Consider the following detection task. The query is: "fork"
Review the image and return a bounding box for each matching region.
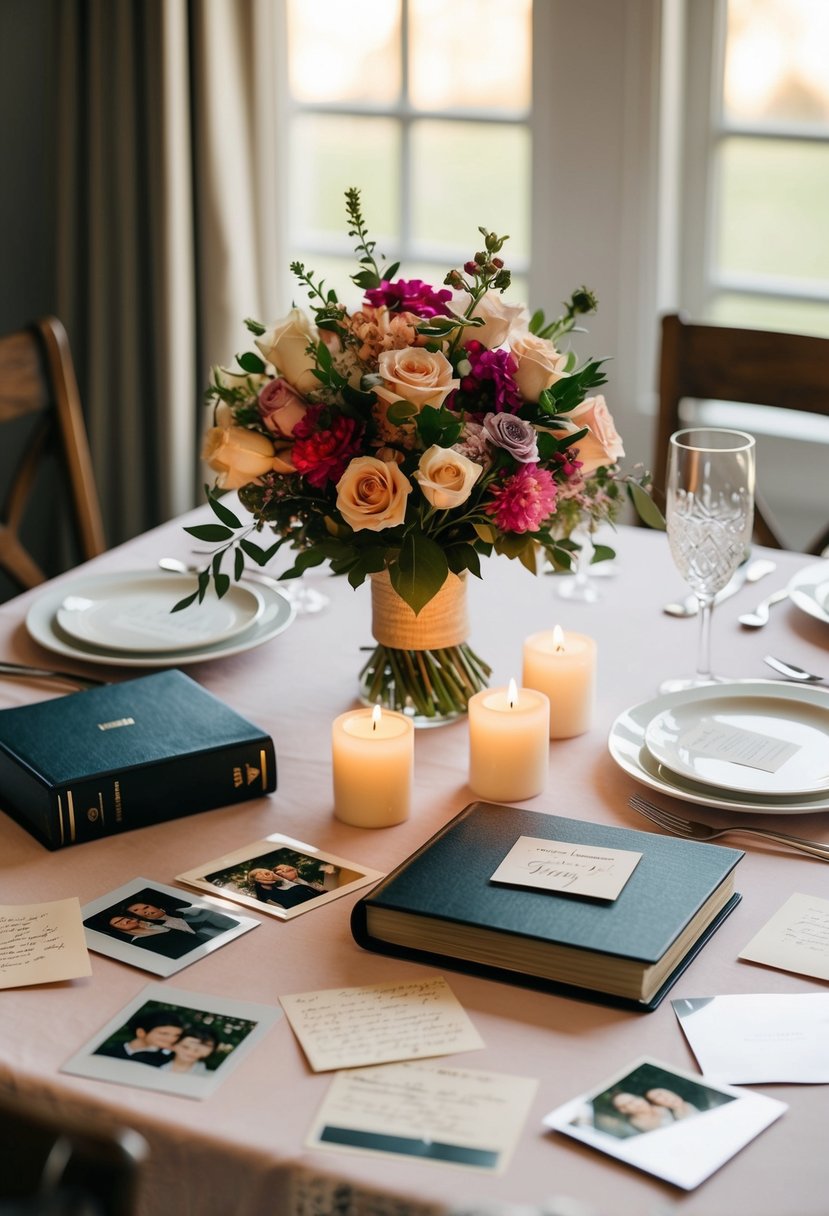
[0,661,106,690]
[628,794,829,861]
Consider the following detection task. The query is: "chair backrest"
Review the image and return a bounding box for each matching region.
[0,1090,147,1216]
[655,313,829,555]
[0,317,105,595]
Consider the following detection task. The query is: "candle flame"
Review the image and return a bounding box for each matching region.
[507,677,518,708]
[552,624,566,653]
[371,704,382,732]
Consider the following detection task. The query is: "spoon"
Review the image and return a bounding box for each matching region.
[663,558,776,617]
[763,654,824,683]
[738,587,789,628]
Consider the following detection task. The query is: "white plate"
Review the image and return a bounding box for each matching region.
[55,573,264,654]
[608,680,829,814]
[26,571,295,668]
[788,560,829,627]
[644,690,829,797]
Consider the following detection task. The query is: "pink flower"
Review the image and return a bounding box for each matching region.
[258,378,308,438]
[484,464,557,533]
[364,279,452,318]
[450,341,522,415]
[291,406,363,488]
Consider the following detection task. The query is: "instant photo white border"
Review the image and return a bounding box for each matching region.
[61,982,282,1100]
[175,833,384,921]
[81,877,259,977]
[542,1056,786,1191]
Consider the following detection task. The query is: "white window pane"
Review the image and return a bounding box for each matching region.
[724,0,829,126]
[409,0,531,111]
[410,121,530,260]
[716,137,829,283]
[709,292,829,339]
[287,0,401,104]
[290,116,400,246]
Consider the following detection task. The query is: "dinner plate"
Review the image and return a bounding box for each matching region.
[26,571,295,668]
[644,690,829,797]
[787,560,829,627]
[55,573,265,654]
[608,680,829,814]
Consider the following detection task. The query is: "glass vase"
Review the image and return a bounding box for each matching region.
[358,571,491,728]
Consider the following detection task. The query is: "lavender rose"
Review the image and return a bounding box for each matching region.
[483,412,539,463]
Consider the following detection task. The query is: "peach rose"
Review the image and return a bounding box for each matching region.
[336,456,412,531]
[567,395,625,474]
[458,293,529,348]
[414,445,482,509]
[202,424,280,490]
[256,308,319,395]
[509,332,569,402]
[258,378,308,438]
[376,347,459,410]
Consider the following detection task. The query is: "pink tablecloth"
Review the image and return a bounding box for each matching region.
[0,512,827,1216]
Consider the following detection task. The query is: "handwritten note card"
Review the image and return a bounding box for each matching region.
[280,976,484,1072]
[739,892,829,982]
[306,1060,538,1173]
[0,899,91,989]
[678,719,800,773]
[490,835,641,900]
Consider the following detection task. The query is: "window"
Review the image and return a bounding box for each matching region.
[283,0,532,304]
[685,0,829,336]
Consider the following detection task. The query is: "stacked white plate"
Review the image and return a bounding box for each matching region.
[26,571,295,668]
[608,680,829,815]
[787,559,829,627]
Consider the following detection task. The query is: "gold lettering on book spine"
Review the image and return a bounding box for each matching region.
[259,749,268,789]
[66,791,77,842]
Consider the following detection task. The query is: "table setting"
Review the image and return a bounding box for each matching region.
[0,196,828,1216]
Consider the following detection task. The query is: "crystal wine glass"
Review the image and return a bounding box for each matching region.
[661,428,755,693]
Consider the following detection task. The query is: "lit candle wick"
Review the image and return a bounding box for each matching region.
[507,677,518,709]
[372,704,382,732]
[553,624,566,654]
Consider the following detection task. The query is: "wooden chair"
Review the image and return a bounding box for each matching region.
[0,1090,147,1215]
[0,317,105,595]
[655,313,829,555]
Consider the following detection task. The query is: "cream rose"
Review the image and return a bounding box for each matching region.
[509,332,569,402]
[414,445,482,509]
[567,395,625,474]
[256,308,319,395]
[336,456,412,532]
[376,347,459,410]
[212,365,268,395]
[202,424,281,490]
[458,293,529,348]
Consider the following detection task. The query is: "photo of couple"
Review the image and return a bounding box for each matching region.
[572,1060,735,1141]
[176,834,383,921]
[63,984,282,1100]
[81,879,258,976]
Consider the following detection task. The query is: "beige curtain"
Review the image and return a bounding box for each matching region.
[55,0,283,545]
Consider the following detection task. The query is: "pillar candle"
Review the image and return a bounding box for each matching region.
[467,679,550,802]
[522,625,597,739]
[332,705,414,827]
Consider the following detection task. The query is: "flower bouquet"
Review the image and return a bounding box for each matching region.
[185,189,657,722]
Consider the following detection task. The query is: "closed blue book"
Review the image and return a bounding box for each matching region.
[0,670,276,849]
[351,801,742,1010]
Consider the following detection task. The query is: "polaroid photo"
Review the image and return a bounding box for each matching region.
[61,983,282,1100]
[81,878,259,977]
[542,1056,786,1190]
[176,833,383,921]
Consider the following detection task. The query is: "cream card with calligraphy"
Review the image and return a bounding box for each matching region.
[0,898,91,989]
[738,892,829,982]
[490,835,642,900]
[280,975,484,1072]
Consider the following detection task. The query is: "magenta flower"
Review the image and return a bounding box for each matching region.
[484,464,557,533]
[364,279,452,319]
[450,340,523,416]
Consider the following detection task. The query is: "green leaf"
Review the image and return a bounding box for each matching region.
[234,548,245,581]
[445,543,482,579]
[208,495,242,529]
[590,543,616,565]
[171,591,199,613]
[184,523,234,542]
[236,351,265,375]
[628,481,666,530]
[473,523,497,544]
[386,399,418,425]
[528,308,545,335]
[391,531,448,615]
[214,573,230,597]
[240,538,280,565]
[244,317,266,336]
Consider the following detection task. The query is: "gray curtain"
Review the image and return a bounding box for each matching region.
[55,0,282,546]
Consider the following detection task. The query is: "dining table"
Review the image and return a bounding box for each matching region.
[0,505,827,1216]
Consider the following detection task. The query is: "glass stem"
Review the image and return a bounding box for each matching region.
[696,597,715,683]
